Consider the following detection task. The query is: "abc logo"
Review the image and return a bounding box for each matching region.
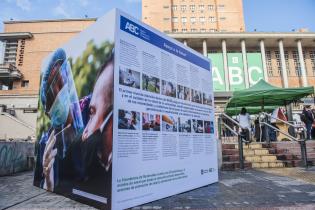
[125,22,139,35]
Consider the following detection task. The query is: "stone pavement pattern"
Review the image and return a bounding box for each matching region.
[1,168,315,210]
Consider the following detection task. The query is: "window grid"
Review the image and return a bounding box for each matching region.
[284,51,290,76]
[310,51,315,76]
[266,51,273,77]
[292,51,301,76]
[274,51,282,76]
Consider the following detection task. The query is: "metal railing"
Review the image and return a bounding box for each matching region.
[219,113,251,169]
[259,112,308,167]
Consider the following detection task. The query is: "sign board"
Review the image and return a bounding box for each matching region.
[34,9,218,210]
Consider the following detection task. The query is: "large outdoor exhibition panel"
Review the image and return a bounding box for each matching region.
[34,9,218,210]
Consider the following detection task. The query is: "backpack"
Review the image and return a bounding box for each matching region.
[300,113,307,123]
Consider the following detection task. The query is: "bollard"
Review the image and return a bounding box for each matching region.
[299,140,308,168]
[238,135,244,169]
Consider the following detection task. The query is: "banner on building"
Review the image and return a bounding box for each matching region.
[208,52,265,91]
[34,9,218,210]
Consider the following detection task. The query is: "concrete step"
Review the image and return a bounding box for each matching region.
[243,148,270,156]
[245,155,277,162]
[236,143,263,149]
[222,149,239,156]
[221,161,252,171]
[252,161,285,168]
[222,155,239,162]
[222,144,237,150]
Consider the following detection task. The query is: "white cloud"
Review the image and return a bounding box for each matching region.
[16,0,31,11]
[53,0,71,18]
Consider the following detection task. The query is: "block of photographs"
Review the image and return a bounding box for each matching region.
[161,80,176,98]
[203,93,212,106]
[119,66,140,89]
[142,73,160,94]
[118,109,140,130]
[204,121,214,134]
[142,113,161,131]
[177,85,191,101]
[162,114,178,132]
[191,89,202,104]
[192,119,204,133]
[178,117,191,133]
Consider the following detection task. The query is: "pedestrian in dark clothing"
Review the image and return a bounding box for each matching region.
[302,105,314,140]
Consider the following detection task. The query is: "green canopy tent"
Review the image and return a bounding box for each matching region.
[226,79,314,109]
[225,106,277,116]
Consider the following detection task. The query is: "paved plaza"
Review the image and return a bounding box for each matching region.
[1,167,315,210]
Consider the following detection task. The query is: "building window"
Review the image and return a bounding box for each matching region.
[217,4,225,10]
[21,80,29,88]
[199,16,205,23]
[199,5,204,10]
[190,28,197,32]
[172,17,178,22]
[163,17,170,21]
[209,50,217,54]
[284,51,290,76]
[200,28,206,33]
[163,5,169,9]
[181,17,187,23]
[292,50,307,76]
[3,40,18,65]
[173,29,179,32]
[220,17,226,21]
[172,5,177,11]
[209,16,216,22]
[266,51,273,77]
[208,5,214,10]
[182,28,187,33]
[275,51,282,76]
[209,29,216,32]
[190,17,196,23]
[310,51,315,76]
[189,5,195,11]
[180,5,187,11]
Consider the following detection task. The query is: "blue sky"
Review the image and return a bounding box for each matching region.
[0,0,315,32]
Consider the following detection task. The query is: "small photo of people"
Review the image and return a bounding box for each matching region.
[118,109,140,130]
[142,113,161,131]
[142,74,160,94]
[203,93,213,106]
[192,119,204,133]
[162,115,178,132]
[178,117,191,133]
[177,85,191,101]
[161,80,176,98]
[191,89,202,104]
[119,67,140,89]
[204,121,212,133]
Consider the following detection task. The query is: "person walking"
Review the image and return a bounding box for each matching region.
[237,107,251,143]
[302,105,314,140]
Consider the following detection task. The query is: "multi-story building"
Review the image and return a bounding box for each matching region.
[0,18,95,139]
[142,0,245,33]
[0,4,314,139]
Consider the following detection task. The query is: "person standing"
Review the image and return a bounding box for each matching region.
[237,107,251,142]
[302,105,314,140]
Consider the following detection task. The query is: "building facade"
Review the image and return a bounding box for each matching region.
[142,0,245,33]
[0,19,95,139]
[0,18,315,139]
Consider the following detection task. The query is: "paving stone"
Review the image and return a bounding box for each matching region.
[1,168,315,209]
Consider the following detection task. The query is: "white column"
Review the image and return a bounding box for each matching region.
[278,39,289,88]
[297,39,308,87]
[259,39,269,82]
[222,39,229,91]
[203,39,207,57]
[241,39,249,88]
[183,40,187,46]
